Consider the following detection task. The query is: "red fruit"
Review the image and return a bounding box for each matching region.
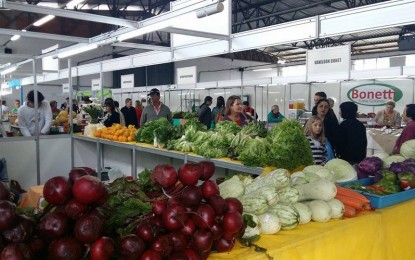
[184,248,202,260]
[223,211,243,234]
[151,235,172,257]
[193,230,213,254]
[74,212,104,244]
[119,234,146,260]
[207,194,228,216]
[48,237,83,260]
[68,167,88,184]
[65,198,88,219]
[198,161,215,181]
[135,222,160,243]
[90,236,115,260]
[181,185,202,207]
[39,212,69,241]
[201,180,219,200]
[2,215,35,243]
[214,237,235,252]
[225,197,243,214]
[43,176,72,205]
[0,201,17,231]
[178,163,202,186]
[152,200,167,215]
[72,175,108,205]
[193,204,215,229]
[1,243,32,260]
[141,249,162,260]
[151,164,178,188]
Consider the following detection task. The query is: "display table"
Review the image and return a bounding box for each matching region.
[366,128,401,155]
[210,198,415,260]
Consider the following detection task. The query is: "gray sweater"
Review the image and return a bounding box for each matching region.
[140,103,172,125]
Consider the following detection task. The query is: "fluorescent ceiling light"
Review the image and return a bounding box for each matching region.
[10,35,21,41]
[66,0,85,9]
[1,66,17,75]
[57,44,98,59]
[118,22,172,42]
[252,68,273,72]
[33,15,55,27]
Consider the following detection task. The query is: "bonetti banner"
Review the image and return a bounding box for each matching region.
[347,83,403,106]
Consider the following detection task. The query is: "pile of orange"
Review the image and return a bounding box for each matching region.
[94,124,137,142]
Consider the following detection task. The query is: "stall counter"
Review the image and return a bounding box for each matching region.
[210,198,415,260]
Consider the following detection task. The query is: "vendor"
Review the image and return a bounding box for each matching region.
[220,95,250,126]
[267,105,285,123]
[102,98,120,127]
[18,90,52,136]
[11,99,20,114]
[393,104,415,154]
[374,100,401,127]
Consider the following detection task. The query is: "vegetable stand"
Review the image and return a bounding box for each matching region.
[72,134,263,181]
[209,198,415,260]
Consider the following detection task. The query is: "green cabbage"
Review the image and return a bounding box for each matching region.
[400,139,415,158]
[324,159,357,183]
[383,155,405,168]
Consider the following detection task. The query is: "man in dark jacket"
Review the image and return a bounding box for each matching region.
[198,96,213,129]
[120,98,138,128]
[338,101,367,165]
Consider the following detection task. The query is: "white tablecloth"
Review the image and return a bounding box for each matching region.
[366,128,401,155]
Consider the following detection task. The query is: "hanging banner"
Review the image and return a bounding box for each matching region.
[177,66,197,85]
[91,79,101,91]
[121,74,134,89]
[62,83,69,94]
[306,45,351,81]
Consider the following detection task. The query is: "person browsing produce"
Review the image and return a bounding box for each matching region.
[120,98,138,128]
[393,104,415,154]
[314,98,340,155]
[134,100,143,127]
[18,90,52,136]
[198,96,213,129]
[304,116,328,165]
[140,88,172,126]
[373,100,401,127]
[102,98,120,127]
[267,105,285,123]
[220,95,250,126]
[337,101,367,165]
[211,96,225,125]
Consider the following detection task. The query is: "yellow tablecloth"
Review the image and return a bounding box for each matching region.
[18,184,415,259]
[210,199,415,260]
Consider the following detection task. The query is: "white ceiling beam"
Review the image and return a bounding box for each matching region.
[0,0,138,28]
[0,28,88,43]
[111,42,171,52]
[163,27,229,41]
[0,53,32,59]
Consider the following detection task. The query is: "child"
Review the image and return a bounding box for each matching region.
[304,116,328,165]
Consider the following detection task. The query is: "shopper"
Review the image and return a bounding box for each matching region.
[311,91,327,115]
[114,101,125,126]
[140,88,172,125]
[61,97,69,110]
[373,100,401,127]
[267,105,285,123]
[393,104,415,154]
[242,101,257,120]
[1,100,9,121]
[337,101,367,165]
[314,98,340,156]
[50,100,60,114]
[220,95,250,126]
[304,116,328,165]
[211,96,225,124]
[102,98,120,127]
[198,96,213,129]
[11,99,20,114]
[18,90,52,136]
[135,100,143,127]
[121,98,138,128]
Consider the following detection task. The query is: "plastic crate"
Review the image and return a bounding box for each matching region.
[340,178,415,209]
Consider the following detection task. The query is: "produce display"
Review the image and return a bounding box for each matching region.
[94,124,137,142]
[5,162,247,259]
[133,118,313,170]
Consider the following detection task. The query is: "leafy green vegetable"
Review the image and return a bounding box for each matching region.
[215,120,241,134]
[238,137,272,167]
[267,119,313,170]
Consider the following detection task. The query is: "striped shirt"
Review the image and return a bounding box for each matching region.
[306,135,328,165]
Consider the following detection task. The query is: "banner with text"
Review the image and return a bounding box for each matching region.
[62,83,69,94]
[177,66,197,85]
[306,45,351,82]
[121,74,134,89]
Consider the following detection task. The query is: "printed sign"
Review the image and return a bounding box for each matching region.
[347,83,403,106]
[177,66,197,85]
[91,79,101,91]
[306,45,351,81]
[121,74,134,89]
[62,83,69,94]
